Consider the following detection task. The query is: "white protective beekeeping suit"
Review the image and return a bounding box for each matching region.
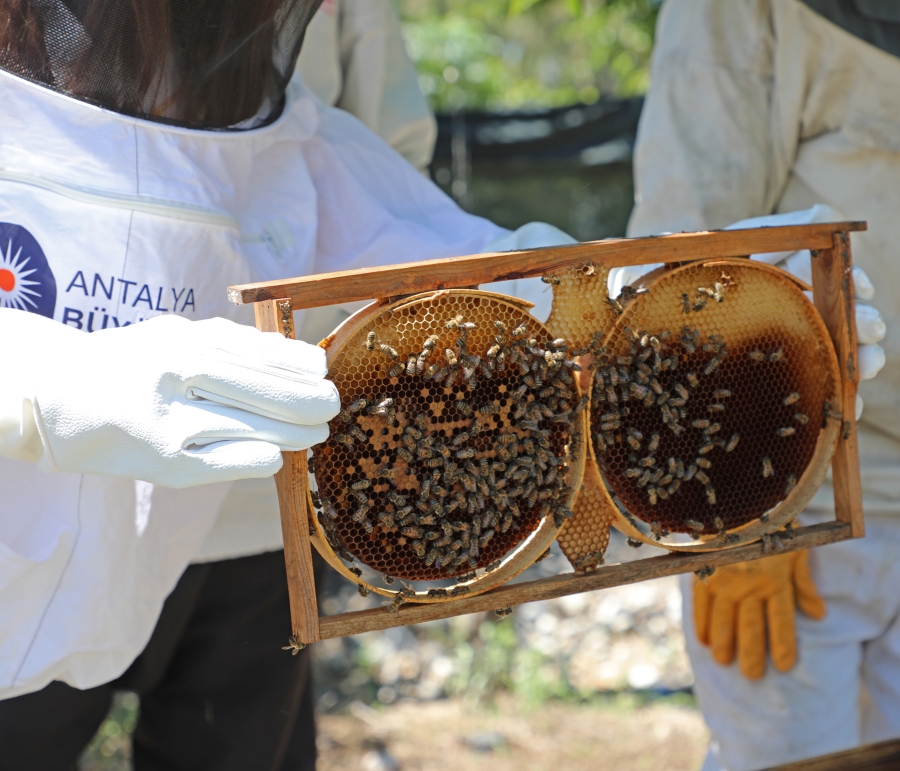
[297,0,437,174]
[0,0,572,701]
[629,1,900,768]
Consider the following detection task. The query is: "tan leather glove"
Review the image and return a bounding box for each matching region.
[694,551,826,680]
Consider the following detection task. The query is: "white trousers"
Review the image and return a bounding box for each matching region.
[681,516,900,771]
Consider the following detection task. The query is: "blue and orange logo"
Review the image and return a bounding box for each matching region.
[0,223,56,318]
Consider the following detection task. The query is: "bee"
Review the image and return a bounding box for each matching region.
[703,357,723,376]
[691,419,710,430]
[748,350,767,362]
[707,403,726,413]
[606,297,625,315]
[725,434,740,452]
[698,442,714,455]
[379,343,399,360]
[347,398,367,414]
[479,403,500,415]
[762,456,774,478]
[794,412,810,425]
[282,636,306,655]
[707,423,722,435]
[695,470,710,485]
[630,383,650,399]
[783,392,801,406]
[377,507,397,527]
[776,427,796,437]
[647,433,661,453]
[695,566,716,582]
[685,518,705,535]
[784,474,797,495]
[350,479,371,491]
[334,433,355,446]
[697,286,715,298]
[446,314,465,330]
[705,486,717,505]
[542,274,560,285]
[693,297,708,312]
[768,349,784,362]
[685,372,699,389]
[649,521,670,540]
[382,596,404,616]
[366,331,377,351]
[512,323,528,338]
[456,448,476,460]
[713,282,727,302]
[681,293,692,314]
[696,457,712,469]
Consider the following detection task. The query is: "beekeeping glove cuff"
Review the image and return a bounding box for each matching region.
[1,310,340,488]
[694,550,826,681]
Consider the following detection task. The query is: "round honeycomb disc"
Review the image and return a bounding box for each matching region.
[310,289,586,601]
[589,259,842,551]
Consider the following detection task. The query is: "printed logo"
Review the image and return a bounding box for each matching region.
[0,223,57,318]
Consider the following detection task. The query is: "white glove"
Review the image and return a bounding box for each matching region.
[1,310,339,488]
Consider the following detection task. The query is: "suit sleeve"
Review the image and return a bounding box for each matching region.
[627,0,790,236]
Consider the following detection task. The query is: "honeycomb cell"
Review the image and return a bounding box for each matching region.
[590,261,841,543]
[311,291,584,584]
[545,261,621,569]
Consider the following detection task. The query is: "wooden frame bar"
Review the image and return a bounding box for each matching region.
[255,299,321,644]
[229,223,866,308]
[236,223,867,642]
[811,234,865,537]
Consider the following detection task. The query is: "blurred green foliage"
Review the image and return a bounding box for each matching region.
[398,0,659,111]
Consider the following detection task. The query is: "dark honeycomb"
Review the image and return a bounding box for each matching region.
[591,262,840,539]
[312,292,583,582]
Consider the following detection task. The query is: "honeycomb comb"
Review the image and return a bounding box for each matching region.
[309,290,586,601]
[544,262,619,571]
[590,259,842,551]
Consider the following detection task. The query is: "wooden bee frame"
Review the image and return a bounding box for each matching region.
[228,222,866,645]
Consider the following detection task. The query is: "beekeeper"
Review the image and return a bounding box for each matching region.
[0,0,570,768]
[626,1,896,768]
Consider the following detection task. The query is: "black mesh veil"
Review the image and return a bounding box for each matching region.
[0,0,324,129]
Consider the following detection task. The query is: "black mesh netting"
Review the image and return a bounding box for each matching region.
[0,0,323,129]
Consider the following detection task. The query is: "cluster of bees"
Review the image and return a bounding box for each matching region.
[310,313,583,585]
[589,323,736,525]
